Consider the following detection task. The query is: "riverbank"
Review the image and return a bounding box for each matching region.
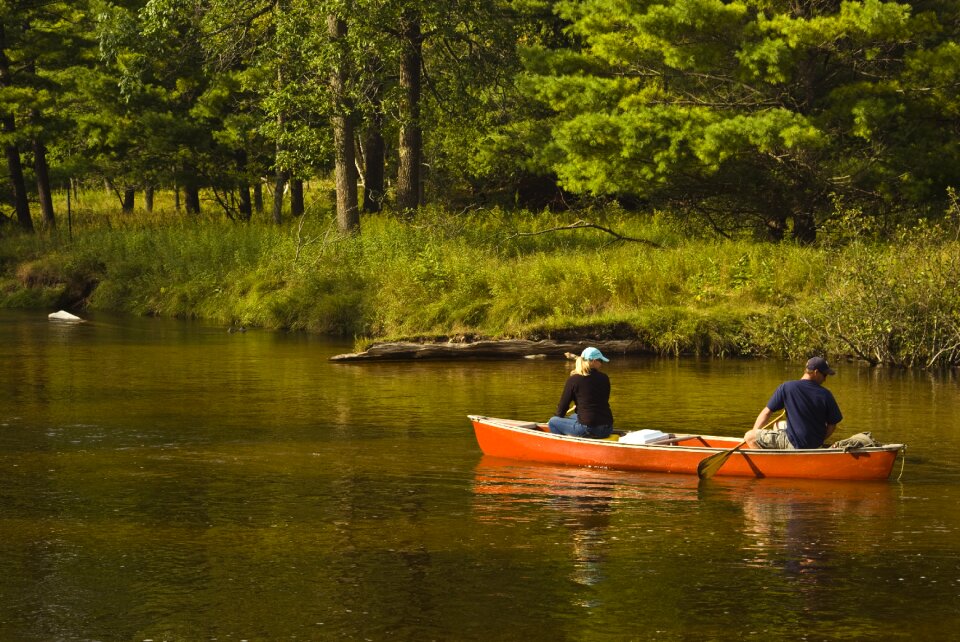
[2,204,960,368]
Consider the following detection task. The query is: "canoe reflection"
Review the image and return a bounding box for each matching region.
[472,456,701,504]
[472,457,702,594]
[473,457,899,598]
[702,477,897,581]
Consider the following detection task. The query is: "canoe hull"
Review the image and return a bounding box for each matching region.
[469,416,903,481]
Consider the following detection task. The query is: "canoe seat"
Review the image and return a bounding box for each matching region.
[496,419,541,431]
[620,429,671,445]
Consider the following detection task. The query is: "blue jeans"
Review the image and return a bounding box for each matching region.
[547,413,613,438]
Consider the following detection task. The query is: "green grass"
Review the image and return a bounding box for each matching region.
[3,190,960,368]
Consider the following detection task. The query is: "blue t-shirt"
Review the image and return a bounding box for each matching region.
[766,379,843,449]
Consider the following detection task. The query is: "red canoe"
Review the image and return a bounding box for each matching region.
[468,415,905,481]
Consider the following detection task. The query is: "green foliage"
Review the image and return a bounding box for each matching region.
[4,184,960,370]
[818,221,960,368]
[503,0,960,241]
[6,0,958,241]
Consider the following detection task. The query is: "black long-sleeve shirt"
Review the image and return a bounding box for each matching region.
[554,371,614,428]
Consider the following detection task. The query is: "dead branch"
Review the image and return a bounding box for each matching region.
[506,219,661,247]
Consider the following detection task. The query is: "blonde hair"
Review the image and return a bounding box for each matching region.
[571,356,594,376]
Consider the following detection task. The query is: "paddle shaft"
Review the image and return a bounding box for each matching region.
[696,411,785,480]
[757,410,786,432]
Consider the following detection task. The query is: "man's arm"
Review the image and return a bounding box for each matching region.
[752,406,773,431]
[824,422,839,443]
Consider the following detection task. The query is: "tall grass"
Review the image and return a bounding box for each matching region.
[3,194,960,367]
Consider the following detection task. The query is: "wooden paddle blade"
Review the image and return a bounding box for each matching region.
[697,442,745,480]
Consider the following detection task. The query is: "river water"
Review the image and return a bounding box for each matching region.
[1,310,958,641]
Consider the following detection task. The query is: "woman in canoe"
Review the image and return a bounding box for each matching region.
[547,347,614,438]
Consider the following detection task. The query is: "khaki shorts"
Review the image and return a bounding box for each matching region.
[754,427,795,450]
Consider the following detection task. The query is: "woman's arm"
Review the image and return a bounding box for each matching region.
[555,377,575,417]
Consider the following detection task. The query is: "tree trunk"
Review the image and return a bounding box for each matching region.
[184,185,201,214]
[0,24,32,232]
[273,171,286,224]
[254,182,263,213]
[792,211,817,245]
[33,138,55,229]
[3,133,32,232]
[122,188,135,213]
[238,184,252,221]
[235,149,252,221]
[363,73,386,213]
[330,338,645,361]
[363,127,385,213]
[328,14,359,231]
[395,10,423,212]
[273,36,287,226]
[145,187,154,212]
[290,178,304,217]
[765,215,786,242]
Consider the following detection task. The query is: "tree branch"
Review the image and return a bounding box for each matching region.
[506,219,661,247]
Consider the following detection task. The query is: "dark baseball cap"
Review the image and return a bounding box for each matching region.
[806,356,836,375]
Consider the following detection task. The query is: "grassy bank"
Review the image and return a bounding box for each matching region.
[2,197,960,368]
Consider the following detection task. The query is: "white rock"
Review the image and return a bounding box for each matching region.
[48,310,83,322]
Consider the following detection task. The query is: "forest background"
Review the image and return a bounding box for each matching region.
[2,0,960,368]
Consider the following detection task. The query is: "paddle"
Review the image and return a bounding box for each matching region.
[696,411,785,480]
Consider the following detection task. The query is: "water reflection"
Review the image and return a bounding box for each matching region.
[472,458,616,595]
[472,457,903,616]
[471,457,710,606]
[731,480,894,568]
[699,476,898,620]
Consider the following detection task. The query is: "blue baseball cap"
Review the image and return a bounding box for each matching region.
[806,356,835,375]
[581,347,609,362]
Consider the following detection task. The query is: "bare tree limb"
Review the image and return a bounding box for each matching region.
[506,219,661,247]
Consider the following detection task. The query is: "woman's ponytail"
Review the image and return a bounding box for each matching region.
[571,356,593,376]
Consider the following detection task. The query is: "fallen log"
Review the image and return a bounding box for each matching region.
[330,339,646,361]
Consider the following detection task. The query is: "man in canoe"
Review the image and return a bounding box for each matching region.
[744,356,843,449]
[547,347,615,439]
